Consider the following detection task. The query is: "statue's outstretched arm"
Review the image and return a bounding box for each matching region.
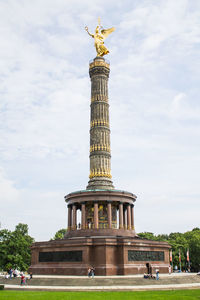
[85,26,94,38]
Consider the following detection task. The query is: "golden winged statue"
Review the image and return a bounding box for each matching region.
[85,19,115,57]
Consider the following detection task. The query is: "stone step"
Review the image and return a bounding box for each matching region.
[1,274,200,287]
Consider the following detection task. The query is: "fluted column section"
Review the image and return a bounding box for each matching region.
[87,57,114,190]
[107,202,112,229]
[94,202,99,229]
[127,204,131,230]
[131,205,134,229]
[123,207,127,229]
[72,204,77,230]
[119,202,123,229]
[67,205,72,230]
[81,202,86,229]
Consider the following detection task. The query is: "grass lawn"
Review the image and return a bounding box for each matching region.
[0,290,200,300]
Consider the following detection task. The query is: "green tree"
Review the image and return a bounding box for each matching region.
[156,234,169,241]
[137,232,157,240]
[0,223,34,271]
[168,232,189,271]
[52,228,67,240]
[184,228,200,272]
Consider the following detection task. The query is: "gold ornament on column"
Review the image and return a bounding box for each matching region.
[85,18,115,57]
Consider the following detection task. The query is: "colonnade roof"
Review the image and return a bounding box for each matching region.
[67,189,135,195]
[64,189,137,206]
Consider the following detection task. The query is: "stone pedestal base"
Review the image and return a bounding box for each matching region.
[87,177,114,190]
[29,236,170,275]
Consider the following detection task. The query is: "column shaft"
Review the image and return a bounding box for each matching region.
[81,203,86,229]
[123,207,127,229]
[94,202,99,229]
[107,202,112,229]
[127,204,131,230]
[119,203,123,229]
[67,205,72,230]
[131,205,134,229]
[87,57,114,190]
[72,204,77,230]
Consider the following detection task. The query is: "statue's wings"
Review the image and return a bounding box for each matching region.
[101,27,115,39]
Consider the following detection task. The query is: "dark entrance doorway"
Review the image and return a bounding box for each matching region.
[146,263,150,274]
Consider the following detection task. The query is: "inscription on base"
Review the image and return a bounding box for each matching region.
[128,250,164,261]
[39,251,82,262]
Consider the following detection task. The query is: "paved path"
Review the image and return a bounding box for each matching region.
[0,273,196,279]
[4,282,200,291]
[25,273,195,279]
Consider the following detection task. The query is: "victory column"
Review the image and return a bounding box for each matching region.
[85,20,115,190]
[29,20,170,276]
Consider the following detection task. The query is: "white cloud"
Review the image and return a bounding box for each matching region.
[0,167,19,203]
[170,92,200,119]
[171,93,186,113]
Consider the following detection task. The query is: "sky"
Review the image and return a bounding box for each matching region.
[0,0,200,241]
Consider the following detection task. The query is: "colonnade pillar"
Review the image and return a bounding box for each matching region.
[119,202,123,229]
[123,207,127,229]
[131,204,134,229]
[94,202,99,229]
[81,202,86,229]
[67,205,72,230]
[127,204,131,230]
[72,204,77,229]
[107,202,112,229]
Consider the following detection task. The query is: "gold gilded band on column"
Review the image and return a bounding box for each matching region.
[89,168,112,179]
[89,60,110,69]
[90,144,110,153]
[90,119,109,128]
[91,95,108,102]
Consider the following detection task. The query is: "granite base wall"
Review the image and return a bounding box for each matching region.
[29,237,170,276]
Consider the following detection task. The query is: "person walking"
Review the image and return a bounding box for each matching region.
[8,268,13,279]
[88,267,91,278]
[168,265,172,275]
[91,267,95,278]
[20,274,25,285]
[149,265,153,278]
[156,268,159,280]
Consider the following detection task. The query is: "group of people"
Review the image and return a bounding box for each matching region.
[8,268,17,278]
[144,268,160,280]
[144,265,173,280]
[88,267,95,278]
[4,268,33,285]
[20,272,33,285]
[143,273,156,279]
[5,268,19,279]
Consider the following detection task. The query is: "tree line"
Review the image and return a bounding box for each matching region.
[0,224,199,272]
